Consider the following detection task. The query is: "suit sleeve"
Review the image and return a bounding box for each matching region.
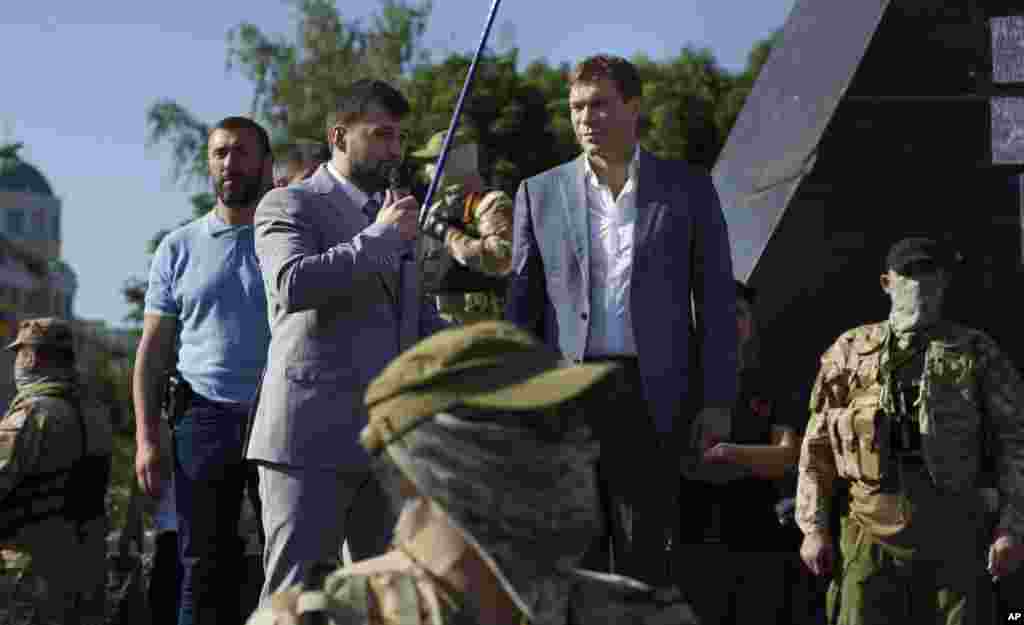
[504,180,548,340]
[693,172,738,410]
[255,187,407,314]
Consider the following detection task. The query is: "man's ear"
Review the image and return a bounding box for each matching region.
[330,126,347,153]
[879,272,891,294]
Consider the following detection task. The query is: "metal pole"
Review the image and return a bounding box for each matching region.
[417,0,504,230]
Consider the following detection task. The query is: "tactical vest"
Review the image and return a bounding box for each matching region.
[824,324,992,537]
[419,190,509,295]
[0,384,112,541]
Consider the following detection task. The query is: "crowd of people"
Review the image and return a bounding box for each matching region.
[1,52,1023,625]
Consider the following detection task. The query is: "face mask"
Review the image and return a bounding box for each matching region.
[887,271,946,334]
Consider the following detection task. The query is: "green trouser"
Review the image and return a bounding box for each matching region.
[827,516,994,625]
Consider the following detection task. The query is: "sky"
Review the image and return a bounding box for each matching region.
[1,0,795,328]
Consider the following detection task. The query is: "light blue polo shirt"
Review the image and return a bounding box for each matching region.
[145,211,270,404]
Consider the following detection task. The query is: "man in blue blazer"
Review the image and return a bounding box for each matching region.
[505,54,738,585]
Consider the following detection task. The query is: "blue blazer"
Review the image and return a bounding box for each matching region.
[505,150,738,437]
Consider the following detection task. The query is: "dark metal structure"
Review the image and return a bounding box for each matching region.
[713,0,1024,409]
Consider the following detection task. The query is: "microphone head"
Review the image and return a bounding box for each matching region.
[388,159,416,193]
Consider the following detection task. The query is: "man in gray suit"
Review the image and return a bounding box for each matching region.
[505,54,738,585]
[248,79,447,602]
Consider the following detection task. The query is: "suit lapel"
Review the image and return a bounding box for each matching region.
[632,149,661,260]
[313,165,400,306]
[562,155,591,282]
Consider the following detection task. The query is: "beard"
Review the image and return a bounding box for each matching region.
[349,158,397,195]
[214,171,264,209]
[887,275,945,334]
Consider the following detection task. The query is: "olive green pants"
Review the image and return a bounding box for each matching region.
[827,517,994,625]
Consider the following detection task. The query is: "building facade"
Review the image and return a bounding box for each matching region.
[0,142,81,405]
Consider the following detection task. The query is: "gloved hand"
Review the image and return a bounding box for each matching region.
[420,212,464,242]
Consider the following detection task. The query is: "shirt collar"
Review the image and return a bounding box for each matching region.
[584,144,640,189]
[205,210,253,237]
[326,161,378,209]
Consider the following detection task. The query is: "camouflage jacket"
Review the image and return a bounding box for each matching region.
[0,384,113,537]
[246,554,697,625]
[430,183,514,279]
[795,321,1024,541]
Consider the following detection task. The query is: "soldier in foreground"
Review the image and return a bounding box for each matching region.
[246,321,698,625]
[796,238,1024,624]
[415,129,514,324]
[0,318,113,624]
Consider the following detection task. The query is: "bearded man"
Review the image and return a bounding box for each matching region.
[133,116,274,625]
[795,237,1024,624]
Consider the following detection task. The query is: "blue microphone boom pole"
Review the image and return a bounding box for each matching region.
[417,0,504,231]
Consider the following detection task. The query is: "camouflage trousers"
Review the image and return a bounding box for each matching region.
[1,516,107,625]
[827,516,994,625]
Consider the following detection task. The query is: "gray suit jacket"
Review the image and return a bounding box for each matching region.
[505,150,737,440]
[247,164,447,470]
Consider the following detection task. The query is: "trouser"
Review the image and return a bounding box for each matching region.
[255,462,394,604]
[579,357,677,586]
[827,515,995,625]
[173,395,250,625]
[675,544,788,625]
[150,530,184,625]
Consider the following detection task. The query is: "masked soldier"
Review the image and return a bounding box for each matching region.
[415,129,514,324]
[246,321,698,625]
[0,318,113,624]
[796,238,1024,624]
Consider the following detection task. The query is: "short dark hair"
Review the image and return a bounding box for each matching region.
[326,79,411,132]
[210,116,272,158]
[568,54,642,101]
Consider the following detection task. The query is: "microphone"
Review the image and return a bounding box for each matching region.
[388,159,415,199]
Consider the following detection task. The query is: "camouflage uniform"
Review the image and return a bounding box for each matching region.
[247,321,698,625]
[796,320,1024,624]
[0,318,113,624]
[415,130,514,324]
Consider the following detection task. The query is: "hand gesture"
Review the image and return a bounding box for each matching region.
[376,189,419,241]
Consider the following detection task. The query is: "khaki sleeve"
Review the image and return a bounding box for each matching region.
[977,337,1024,540]
[446,191,514,277]
[0,406,45,502]
[795,350,843,536]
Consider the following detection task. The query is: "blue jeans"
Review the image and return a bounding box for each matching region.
[173,395,249,625]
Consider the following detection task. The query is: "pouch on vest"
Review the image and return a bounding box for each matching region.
[419,191,509,295]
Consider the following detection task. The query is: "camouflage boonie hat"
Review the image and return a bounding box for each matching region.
[410,127,476,161]
[361,320,616,454]
[363,321,616,625]
[6,317,73,352]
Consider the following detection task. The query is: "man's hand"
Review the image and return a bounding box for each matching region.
[692,406,731,452]
[376,190,419,241]
[702,442,737,464]
[135,438,164,499]
[988,531,1023,581]
[800,530,835,577]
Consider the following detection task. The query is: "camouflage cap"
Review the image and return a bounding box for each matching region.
[361,320,617,454]
[410,127,476,161]
[6,317,73,352]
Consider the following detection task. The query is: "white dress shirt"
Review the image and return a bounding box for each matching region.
[584,146,640,358]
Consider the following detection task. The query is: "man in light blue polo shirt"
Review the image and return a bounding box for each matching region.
[133,116,272,625]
